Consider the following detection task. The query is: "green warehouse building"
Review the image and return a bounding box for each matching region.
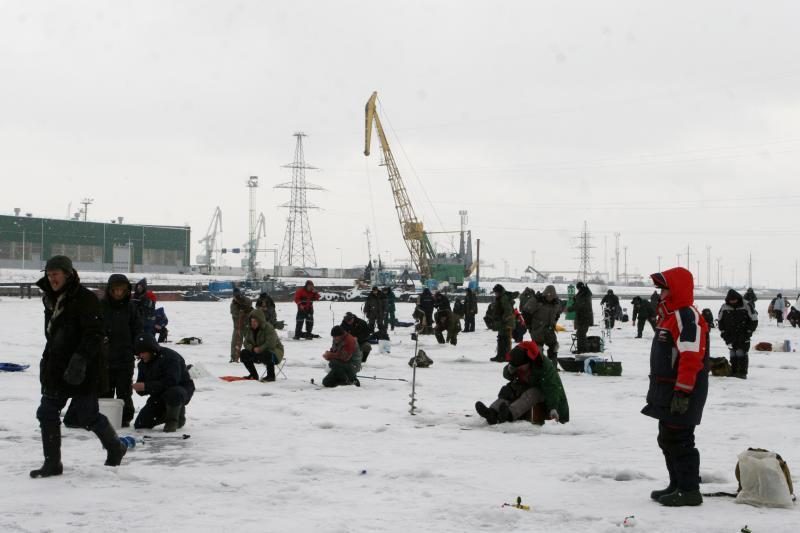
[0,213,191,274]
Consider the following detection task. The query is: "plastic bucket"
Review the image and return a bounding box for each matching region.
[98,399,124,429]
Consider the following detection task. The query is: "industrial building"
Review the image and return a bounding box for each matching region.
[0,213,191,274]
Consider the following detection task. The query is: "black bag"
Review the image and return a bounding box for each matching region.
[585,336,604,353]
[710,356,731,377]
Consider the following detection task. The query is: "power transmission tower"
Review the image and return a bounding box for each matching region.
[576,221,594,282]
[276,132,324,269]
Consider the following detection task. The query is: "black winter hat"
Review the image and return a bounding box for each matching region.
[134,333,159,354]
[576,282,585,289]
[331,325,345,337]
[492,284,505,294]
[233,287,241,294]
[43,255,73,273]
[509,346,529,367]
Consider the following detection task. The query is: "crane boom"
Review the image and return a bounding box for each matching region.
[364,91,434,279]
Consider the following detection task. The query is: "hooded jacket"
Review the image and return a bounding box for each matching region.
[294,285,320,312]
[522,285,561,340]
[135,345,195,400]
[244,309,284,362]
[101,274,143,369]
[36,269,106,396]
[503,341,569,422]
[642,267,709,426]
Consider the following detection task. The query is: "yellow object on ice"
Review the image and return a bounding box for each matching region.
[555,324,567,332]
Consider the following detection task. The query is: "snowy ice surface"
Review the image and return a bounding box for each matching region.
[0,296,797,533]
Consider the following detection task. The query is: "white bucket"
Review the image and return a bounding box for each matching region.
[98,399,124,429]
[378,339,391,354]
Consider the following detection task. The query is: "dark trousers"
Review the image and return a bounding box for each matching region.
[496,328,512,360]
[240,349,276,379]
[101,366,135,425]
[134,387,190,429]
[322,360,357,388]
[636,318,657,338]
[295,309,314,337]
[575,322,589,352]
[368,316,386,335]
[657,422,700,492]
[38,394,108,432]
[463,313,476,332]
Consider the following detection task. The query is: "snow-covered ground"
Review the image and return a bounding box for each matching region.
[0,296,797,532]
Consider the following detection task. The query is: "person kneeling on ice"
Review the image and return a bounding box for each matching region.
[240,309,284,382]
[341,312,372,363]
[321,326,362,387]
[475,341,569,425]
[132,333,195,432]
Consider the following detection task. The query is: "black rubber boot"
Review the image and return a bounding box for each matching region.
[30,421,63,478]
[261,360,276,382]
[739,355,749,379]
[475,401,498,425]
[243,360,259,380]
[163,405,181,433]
[497,403,513,423]
[94,421,126,467]
[178,406,186,429]
[658,489,703,507]
[650,485,676,501]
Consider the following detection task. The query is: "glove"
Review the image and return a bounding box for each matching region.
[63,353,87,386]
[549,409,559,422]
[669,391,690,415]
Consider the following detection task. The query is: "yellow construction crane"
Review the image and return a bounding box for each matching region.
[364,91,435,279]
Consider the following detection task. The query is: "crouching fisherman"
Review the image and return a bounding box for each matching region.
[475,341,569,425]
[133,333,195,432]
[240,309,284,382]
[31,255,127,478]
[321,326,362,387]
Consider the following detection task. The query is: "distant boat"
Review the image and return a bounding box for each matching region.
[182,290,220,302]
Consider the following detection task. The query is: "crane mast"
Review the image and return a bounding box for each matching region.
[198,206,223,273]
[364,91,434,279]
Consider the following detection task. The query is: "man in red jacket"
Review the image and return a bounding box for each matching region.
[293,280,321,340]
[642,267,709,507]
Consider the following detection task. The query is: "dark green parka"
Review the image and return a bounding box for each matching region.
[244,309,284,363]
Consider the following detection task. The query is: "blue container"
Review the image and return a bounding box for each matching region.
[120,436,137,449]
[208,280,235,297]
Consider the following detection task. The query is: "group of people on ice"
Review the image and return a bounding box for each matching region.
[29,252,782,509]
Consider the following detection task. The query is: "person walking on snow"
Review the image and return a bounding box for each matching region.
[643,267,709,507]
[31,255,127,478]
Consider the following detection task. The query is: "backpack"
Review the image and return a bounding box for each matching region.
[408,349,433,368]
[585,336,604,353]
[709,356,732,377]
[735,448,795,508]
[754,341,773,352]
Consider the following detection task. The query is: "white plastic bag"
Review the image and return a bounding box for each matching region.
[736,449,794,508]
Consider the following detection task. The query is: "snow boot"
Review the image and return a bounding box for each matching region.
[178,406,186,429]
[497,403,513,423]
[658,489,703,507]
[475,401,498,425]
[94,421,126,467]
[650,484,676,501]
[30,421,63,478]
[163,405,182,433]
[243,360,260,380]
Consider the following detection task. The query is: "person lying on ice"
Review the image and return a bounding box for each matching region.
[240,309,284,382]
[132,333,195,432]
[475,341,569,425]
[321,326,362,387]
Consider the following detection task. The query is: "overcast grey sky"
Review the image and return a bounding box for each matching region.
[3,1,800,288]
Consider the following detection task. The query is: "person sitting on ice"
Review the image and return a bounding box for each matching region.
[240,309,284,382]
[475,341,569,425]
[132,333,195,432]
[321,326,362,388]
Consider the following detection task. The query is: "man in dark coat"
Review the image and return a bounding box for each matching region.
[463,288,478,333]
[418,288,435,334]
[100,274,142,427]
[434,307,461,346]
[522,285,561,366]
[433,291,451,311]
[31,256,127,478]
[631,296,657,338]
[341,312,373,362]
[568,281,594,353]
[642,267,709,507]
[230,287,252,362]
[364,286,386,335]
[132,278,156,335]
[475,341,569,425]
[133,333,195,432]
[489,284,516,362]
[717,289,758,379]
[293,280,321,339]
[256,290,282,329]
[600,289,621,329]
[650,290,660,309]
